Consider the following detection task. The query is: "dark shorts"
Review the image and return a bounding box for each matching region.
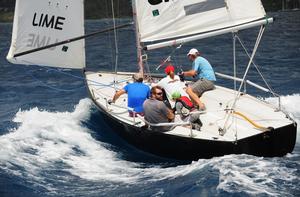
[129,112,144,117]
[191,78,215,96]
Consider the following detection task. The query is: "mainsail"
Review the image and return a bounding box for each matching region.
[135,0,267,43]
[7,0,85,69]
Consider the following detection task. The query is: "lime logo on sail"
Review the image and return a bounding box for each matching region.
[32,13,66,30]
[152,9,160,17]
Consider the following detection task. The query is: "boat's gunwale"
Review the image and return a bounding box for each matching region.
[85,73,296,141]
[88,88,297,160]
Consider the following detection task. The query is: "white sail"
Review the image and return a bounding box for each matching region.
[7,0,85,69]
[135,0,266,42]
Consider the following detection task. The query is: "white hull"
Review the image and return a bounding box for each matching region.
[85,71,294,141]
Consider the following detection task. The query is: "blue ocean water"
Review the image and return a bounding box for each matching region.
[0,11,300,197]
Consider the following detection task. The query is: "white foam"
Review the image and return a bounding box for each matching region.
[0,96,299,196]
[0,98,140,184]
[0,97,225,187]
[157,94,300,196]
[202,94,299,196]
[213,154,298,196]
[0,97,199,189]
[265,94,300,140]
[265,93,300,123]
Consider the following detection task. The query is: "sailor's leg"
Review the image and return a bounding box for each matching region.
[186,86,205,110]
[191,79,215,97]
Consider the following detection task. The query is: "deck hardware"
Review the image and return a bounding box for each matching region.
[189,123,194,137]
[142,54,148,61]
[219,127,225,136]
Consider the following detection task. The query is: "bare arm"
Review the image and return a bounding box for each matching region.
[183,69,197,77]
[112,89,126,103]
[166,108,175,121]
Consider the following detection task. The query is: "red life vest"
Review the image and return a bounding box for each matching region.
[176,96,194,110]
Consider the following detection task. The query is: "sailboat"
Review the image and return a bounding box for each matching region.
[6,0,297,160]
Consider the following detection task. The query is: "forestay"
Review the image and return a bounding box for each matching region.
[134,0,266,42]
[7,0,85,69]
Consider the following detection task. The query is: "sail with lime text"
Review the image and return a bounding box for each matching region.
[135,0,268,46]
[7,0,85,69]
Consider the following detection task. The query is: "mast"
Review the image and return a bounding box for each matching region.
[131,0,144,75]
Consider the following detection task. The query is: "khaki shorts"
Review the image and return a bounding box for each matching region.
[191,78,215,96]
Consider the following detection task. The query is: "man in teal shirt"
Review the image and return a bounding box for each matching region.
[182,48,216,110]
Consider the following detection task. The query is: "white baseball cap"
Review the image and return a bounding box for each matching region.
[187,48,199,56]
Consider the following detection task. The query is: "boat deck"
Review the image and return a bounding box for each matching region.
[85,71,293,142]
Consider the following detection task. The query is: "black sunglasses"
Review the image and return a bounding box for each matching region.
[155,92,163,96]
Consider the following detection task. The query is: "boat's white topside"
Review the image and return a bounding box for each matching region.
[85,71,293,142]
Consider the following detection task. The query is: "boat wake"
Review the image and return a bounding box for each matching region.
[0,99,145,193]
[266,93,300,126]
[0,95,299,196]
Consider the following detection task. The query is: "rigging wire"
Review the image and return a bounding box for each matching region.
[104,0,115,73]
[233,32,237,91]
[26,70,86,92]
[144,57,152,79]
[111,0,119,89]
[221,26,266,135]
[235,34,277,97]
[155,44,183,71]
[172,46,182,70]
[19,62,116,91]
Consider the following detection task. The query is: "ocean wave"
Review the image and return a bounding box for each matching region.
[214,154,299,196]
[0,96,299,196]
[0,98,141,181]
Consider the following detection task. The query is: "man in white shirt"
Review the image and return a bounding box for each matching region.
[151,65,202,130]
[153,65,189,109]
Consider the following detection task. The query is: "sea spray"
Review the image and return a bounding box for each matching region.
[266,94,300,140]
[0,95,299,196]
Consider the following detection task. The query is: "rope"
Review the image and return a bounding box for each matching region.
[22,64,117,92]
[26,70,86,92]
[233,111,268,131]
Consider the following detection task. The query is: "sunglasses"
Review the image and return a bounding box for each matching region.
[155,92,163,96]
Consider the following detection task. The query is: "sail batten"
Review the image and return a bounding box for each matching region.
[134,0,267,43]
[7,0,85,69]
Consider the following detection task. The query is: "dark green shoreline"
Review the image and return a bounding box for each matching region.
[0,0,298,23]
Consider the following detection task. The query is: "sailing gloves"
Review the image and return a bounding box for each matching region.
[178,71,185,82]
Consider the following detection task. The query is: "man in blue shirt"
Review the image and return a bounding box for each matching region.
[182,48,216,110]
[110,73,150,117]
